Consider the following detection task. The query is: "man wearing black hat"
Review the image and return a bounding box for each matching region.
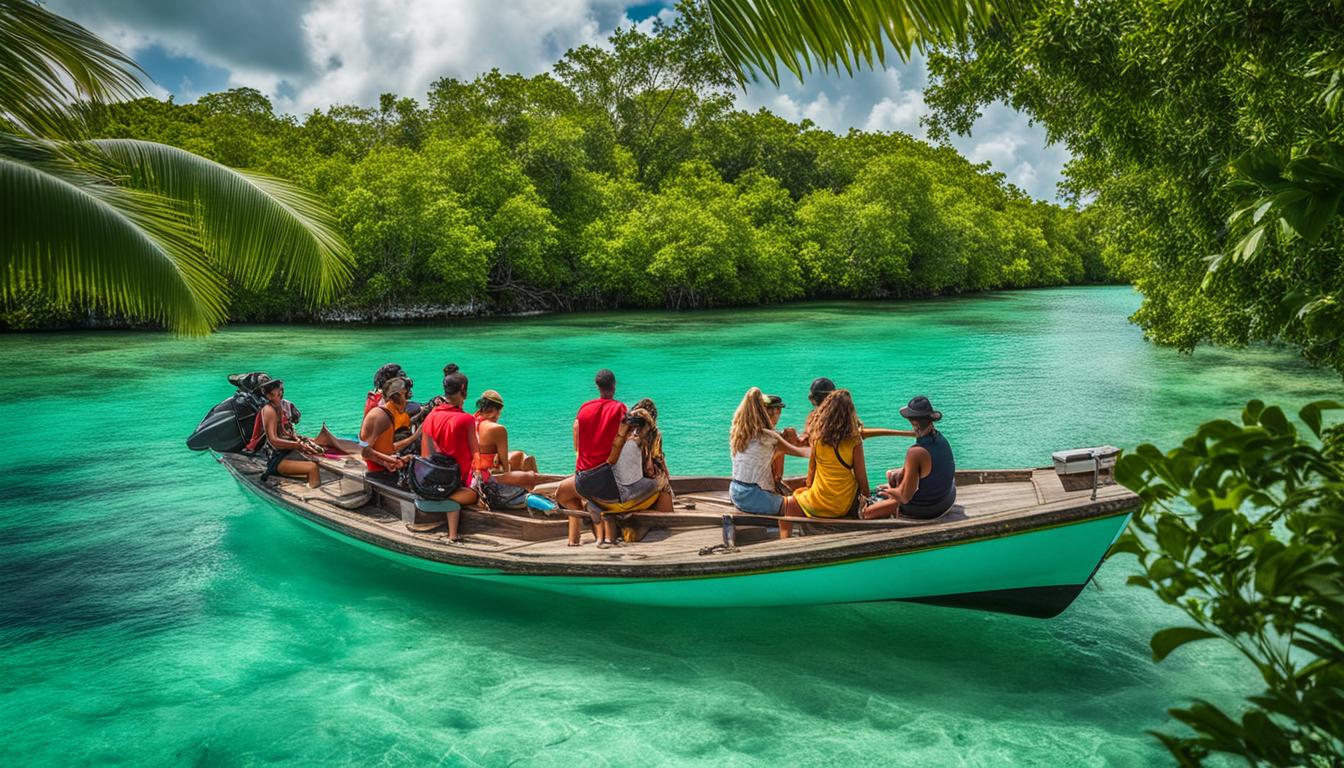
[863,395,957,520]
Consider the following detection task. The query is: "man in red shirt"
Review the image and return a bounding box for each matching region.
[415,364,479,541]
[558,369,626,545]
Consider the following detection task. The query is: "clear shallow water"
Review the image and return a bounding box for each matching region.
[0,286,1338,766]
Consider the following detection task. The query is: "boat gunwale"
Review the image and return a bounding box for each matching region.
[219,453,1140,581]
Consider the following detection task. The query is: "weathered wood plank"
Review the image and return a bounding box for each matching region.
[223,454,1139,579]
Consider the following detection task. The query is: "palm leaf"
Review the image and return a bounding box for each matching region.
[704,0,1020,86]
[90,139,354,303]
[0,0,145,138]
[0,135,227,334]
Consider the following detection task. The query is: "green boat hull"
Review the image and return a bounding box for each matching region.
[284,507,1130,617]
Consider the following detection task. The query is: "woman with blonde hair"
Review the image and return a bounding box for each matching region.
[729,387,809,515]
[779,389,869,538]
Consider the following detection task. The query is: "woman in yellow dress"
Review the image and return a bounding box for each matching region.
[779,389,869,538]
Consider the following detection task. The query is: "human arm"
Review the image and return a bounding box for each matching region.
[606,421,634,465]
[489,423,511,473]
[852,441,870,498]
[882,446,929,504]
[466,418,480,480]
[392,420,422,452]
[572,418,580,453]
[861,427,916,439]
[359,409,406,470]
[767,429,810,458]
[263,406,312,453]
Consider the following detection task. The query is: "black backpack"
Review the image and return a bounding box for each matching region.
[406,453,462,500]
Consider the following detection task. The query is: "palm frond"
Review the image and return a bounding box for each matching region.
[0,135,227,334]
[90,139,354,303]
[704,0,1018,86]
[0,0,146,138]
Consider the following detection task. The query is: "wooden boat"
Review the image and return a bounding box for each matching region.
[213,450,1138,618]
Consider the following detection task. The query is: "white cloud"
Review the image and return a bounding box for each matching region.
[863,90,927,137]
[967,134,1026,167]
[253,0,624,113]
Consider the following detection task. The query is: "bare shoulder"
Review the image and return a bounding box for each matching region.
[906,444,930,464]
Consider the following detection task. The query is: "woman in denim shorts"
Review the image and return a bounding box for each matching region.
[728,388,810,514]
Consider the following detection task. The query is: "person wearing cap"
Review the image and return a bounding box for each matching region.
[765,394,791,490]
[472,388,544,509]
[364,363,408,415]
[863,395,957,520]
[250,378,323,488]
[359,376,417,485]
[729,388,810,516]
[783,378,912,451]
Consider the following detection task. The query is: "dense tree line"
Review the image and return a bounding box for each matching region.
[924,0,1344,374]
[2,4,1107,329]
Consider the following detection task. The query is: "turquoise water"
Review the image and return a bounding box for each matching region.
[1,286,1338,766]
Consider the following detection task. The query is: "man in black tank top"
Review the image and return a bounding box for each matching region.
[862,396,957,520]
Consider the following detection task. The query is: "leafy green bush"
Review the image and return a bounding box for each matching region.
[1115,400,1344,765]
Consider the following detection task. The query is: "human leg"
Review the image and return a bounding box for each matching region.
[492,469,544,490]
[557,475,587,545]
[446,487,478,541]
[509,451,537,472]
[278,457,320,488]
[863,496,901,519]
[779,495,806,539]
[653,490,673,512]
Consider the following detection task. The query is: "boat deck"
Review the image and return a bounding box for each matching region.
[219,451,1139,579]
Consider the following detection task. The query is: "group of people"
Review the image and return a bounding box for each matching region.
[726,378,958,540]
[248,364,957,546]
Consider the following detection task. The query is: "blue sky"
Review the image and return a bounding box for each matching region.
[50,0,1068,200]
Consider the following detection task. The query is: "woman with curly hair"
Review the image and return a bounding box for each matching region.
[584,397,673,547]
[779,389,869,538]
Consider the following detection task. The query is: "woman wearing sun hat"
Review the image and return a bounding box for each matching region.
[863,395,957,520]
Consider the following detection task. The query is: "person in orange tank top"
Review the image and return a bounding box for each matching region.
[358,377,416,484]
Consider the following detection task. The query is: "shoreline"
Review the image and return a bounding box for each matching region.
[2,282,1129,334]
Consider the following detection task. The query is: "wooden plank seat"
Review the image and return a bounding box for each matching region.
[297,451,1052,544]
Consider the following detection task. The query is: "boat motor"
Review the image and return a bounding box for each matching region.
[186,371,297,453]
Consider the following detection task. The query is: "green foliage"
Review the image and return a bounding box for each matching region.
[0,0,353,334]
[6,0,1111,329]
[1114,400,1344,765]
[923,0,1344,373]
[702,0,1015,87]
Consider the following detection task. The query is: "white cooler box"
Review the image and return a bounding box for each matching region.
[1052,446,1120,492]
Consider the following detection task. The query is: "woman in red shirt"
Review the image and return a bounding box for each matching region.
[418,364,479,540]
